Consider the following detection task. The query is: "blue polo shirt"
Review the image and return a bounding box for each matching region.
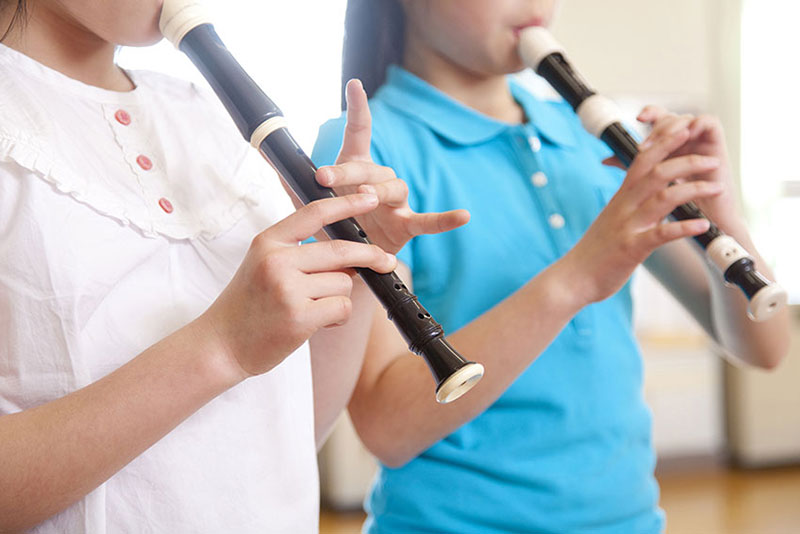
[312,65,663,534]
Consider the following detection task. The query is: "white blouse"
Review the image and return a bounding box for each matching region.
[0,44,318,533]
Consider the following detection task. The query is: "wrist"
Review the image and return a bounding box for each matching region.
[183,314,250,391]
[536,256,593,316]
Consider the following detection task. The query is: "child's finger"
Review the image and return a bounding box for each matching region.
[356,179,408,208]
[637,104,669,123]
[336,79,373,164]
[295,239,396,274]
[636,180,723,225]
[687,114,722,140]
[640,115,692,150]
[628,128,691,180]
[642,154,720,190]
[309,296,354,328]
[639,218,711,251]
[303,272,355,299]
[269,193,379,243]
[406,209,470,237]
[602,156,626,169]
[316,161,396,188]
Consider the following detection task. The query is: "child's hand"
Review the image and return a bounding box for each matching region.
[635,106,741,231]
[562,127,724,305]
[314,79,470,254]
[199,193,398,380]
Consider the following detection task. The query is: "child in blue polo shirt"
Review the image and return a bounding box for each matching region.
[311,1,789,532]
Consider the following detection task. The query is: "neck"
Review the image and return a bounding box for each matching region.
[0,5,133,91]
[403,35,524,124]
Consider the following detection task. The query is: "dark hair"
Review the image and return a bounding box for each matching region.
[1,0,27,42]
[341,0,405,110]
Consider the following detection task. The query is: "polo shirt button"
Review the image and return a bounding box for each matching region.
[114,109,131,125]
[528,136,542,152]
[158,197,174,214]
[136,155,153,170]
[531,171,548,187]
[548,213,565,229]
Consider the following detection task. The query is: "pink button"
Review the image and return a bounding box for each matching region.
[114,109,131,126]
[136,155,153,171]
[158,198,174,214]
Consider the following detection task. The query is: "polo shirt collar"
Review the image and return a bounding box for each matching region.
[376,65,575,148]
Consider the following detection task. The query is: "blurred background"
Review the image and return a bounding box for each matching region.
[121,1,800,532]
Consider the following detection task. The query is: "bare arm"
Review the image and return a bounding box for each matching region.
[349,261,583,468]
[638,106,789,369]
[644,223,789,369]
[0,318,240,531]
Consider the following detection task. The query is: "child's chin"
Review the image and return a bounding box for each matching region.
[118,28,166,48]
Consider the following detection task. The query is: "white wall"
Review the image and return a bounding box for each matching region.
[551,0,712,102]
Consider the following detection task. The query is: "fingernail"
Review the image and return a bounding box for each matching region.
[640,139,653,150]
[319,168,334,185]
[362,193,379,205]
[703,156,720,167]
[359,184,376,195]
[693,219,711,233]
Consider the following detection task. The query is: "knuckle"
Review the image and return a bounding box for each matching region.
[274,277,295,302]
[688,154,704,167]
[259,252,286,279]
[250,231,271,252]
[395,178,408,195]
[655,188,672,205]
[650,165,667,182]
[285,305,306,329]
[654,224,672,242]
[338,273,354,294]
[348,192,365,207]
[370,244,387,262]
[620,234,638,255]
[329,239,351,259]
[302,200,325,223]
[336,297,353,321]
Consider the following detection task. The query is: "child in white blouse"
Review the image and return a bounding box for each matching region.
[0,1,467,531]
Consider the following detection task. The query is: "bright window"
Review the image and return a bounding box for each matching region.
[741,0,800,303]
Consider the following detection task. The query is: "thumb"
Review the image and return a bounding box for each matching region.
[602,156,626,170]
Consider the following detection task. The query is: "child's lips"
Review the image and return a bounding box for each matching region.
[513,18,545,36]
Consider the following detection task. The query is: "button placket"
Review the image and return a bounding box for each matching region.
[522,127,571,256]
[518,127,594,343]
[105,104,175,218]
